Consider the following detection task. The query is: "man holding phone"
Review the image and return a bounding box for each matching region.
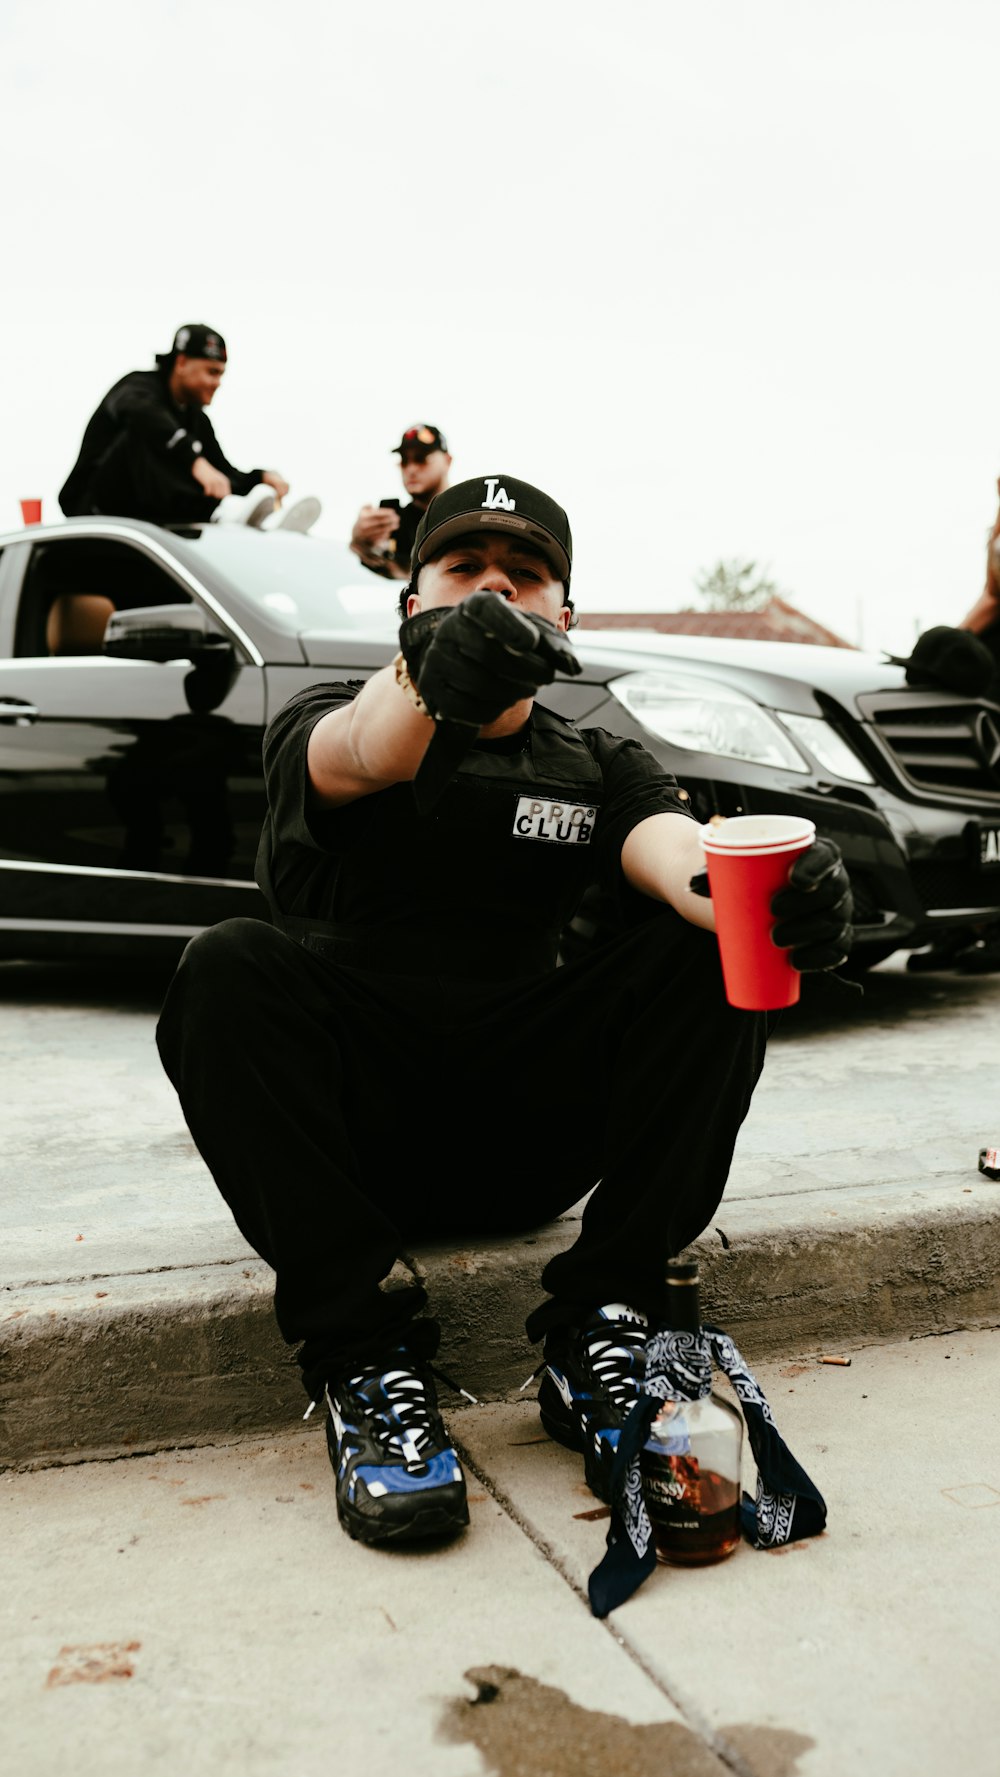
[349,425,452,579]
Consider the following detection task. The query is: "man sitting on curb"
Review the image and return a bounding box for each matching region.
[156,473,852,1548]
[59,323,321,533]
[349,424,452,579]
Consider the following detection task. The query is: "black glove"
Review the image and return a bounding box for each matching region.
[399,589,581,731]
[769,838,853,971]
[689,837,853,972]
[396,604,451,685]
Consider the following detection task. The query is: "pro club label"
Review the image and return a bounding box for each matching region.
[512,797,597,844]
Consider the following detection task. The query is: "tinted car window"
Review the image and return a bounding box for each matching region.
[15,537,193,659]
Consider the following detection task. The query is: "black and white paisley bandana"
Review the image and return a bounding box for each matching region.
[588,1324,827,1618]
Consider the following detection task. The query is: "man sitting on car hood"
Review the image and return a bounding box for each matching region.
[59,323,320,533]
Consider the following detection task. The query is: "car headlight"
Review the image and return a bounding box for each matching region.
[608,671,810,772]
[776,712,875,784]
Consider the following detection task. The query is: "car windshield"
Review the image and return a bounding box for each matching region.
[177,528,401,635]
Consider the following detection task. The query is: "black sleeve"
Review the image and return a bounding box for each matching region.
[261,681,371,855]
[197,412,265,496]
[105,376,197,459]
[255,680,377,917]
[582,727,696,873]
[573,727,697,930]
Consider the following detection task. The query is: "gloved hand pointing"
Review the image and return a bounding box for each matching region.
[399,589,581,732]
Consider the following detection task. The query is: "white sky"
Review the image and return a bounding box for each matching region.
[4,0,1000,653]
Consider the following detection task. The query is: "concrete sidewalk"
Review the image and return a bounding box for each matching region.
[5,1329,1000,1777]
[3,955,1000,1467]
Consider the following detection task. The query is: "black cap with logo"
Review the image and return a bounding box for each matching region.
[392,424,449,458]
[411,474,572,582]
[158,324,228,366]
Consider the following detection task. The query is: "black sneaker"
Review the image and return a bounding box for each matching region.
[325,1346,469,1546]
[537,1302,649,1503]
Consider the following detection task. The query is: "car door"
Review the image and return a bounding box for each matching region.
[0,527,268,942]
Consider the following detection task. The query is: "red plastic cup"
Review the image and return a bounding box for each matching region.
[701,814,816,1010]
[19,498,42,526]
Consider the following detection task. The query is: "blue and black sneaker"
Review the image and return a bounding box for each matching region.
[325,1346,469,1545]
[537,1303,649,1503]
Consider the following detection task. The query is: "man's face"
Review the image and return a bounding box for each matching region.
[171,354,226,407]
[408,534,570,631]
[399,448,451,503]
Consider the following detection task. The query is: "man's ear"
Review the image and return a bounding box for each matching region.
[405,588,421,617]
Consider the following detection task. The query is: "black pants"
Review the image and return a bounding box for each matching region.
[155,913,769,1392]
[77,432,219,523]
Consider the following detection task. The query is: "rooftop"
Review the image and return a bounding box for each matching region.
[577,594,855,648]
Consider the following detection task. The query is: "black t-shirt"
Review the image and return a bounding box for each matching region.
[255,682,694,977]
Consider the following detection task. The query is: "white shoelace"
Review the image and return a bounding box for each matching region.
[348,1362,438,1472]
[584,1320,648,1412]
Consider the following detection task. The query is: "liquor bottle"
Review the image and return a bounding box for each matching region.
[639,1260,743,1566]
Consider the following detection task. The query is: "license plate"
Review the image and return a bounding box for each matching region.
[973,822,1000,870]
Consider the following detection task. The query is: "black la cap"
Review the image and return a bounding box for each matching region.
[161,323,228,364]
[412,474,572,582]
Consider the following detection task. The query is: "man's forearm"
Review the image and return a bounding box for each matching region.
[621,812,716,931]
[306,664,434,806]
[349,539,408,580]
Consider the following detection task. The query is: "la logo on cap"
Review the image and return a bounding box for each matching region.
[482,478,516,512]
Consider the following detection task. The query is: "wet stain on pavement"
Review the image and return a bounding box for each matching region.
[46,1641,141,1687]
[440,1666,814,1776]
[722,1723,818,1775]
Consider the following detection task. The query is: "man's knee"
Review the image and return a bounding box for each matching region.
[179,916,285,980]
[157,918,288,1051]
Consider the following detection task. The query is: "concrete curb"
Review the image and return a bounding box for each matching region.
[5,1194,1000,1470]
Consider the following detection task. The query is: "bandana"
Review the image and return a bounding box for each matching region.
[588,1323,828,1618]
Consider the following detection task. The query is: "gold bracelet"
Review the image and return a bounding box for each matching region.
[393,650,430,717]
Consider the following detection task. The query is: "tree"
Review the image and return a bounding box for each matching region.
[693,558,782,613]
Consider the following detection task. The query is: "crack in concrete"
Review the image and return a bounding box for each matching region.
[4,1257,267,1290]
[449,1434,794,1777]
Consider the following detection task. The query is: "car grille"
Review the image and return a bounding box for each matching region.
[907,859,1000,911]
[869,699,1000,799]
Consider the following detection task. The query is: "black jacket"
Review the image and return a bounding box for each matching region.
[59,367,264,516]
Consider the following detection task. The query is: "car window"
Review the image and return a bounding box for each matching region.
[174,529,398,635]
[14,537,194,659]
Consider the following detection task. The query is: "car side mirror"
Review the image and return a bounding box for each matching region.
[103,603,232,664]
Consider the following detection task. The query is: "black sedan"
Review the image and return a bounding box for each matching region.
[0,515,998,968]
